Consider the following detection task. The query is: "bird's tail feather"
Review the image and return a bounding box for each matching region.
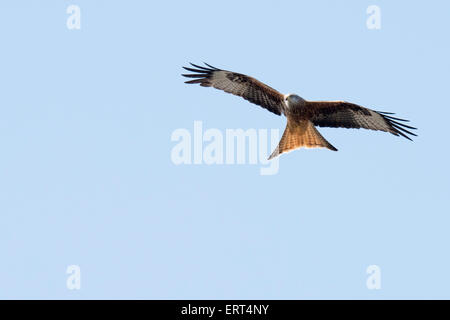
[268,120,337,160]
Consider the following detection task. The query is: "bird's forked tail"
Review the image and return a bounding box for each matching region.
[268,120,338,160]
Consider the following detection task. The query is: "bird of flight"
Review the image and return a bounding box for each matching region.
[182,63,417,159]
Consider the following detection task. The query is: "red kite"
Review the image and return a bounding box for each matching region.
[182,63,416,159]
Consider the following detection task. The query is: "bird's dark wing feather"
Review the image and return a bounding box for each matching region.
[182,63,285,116]
[307,101,417,140]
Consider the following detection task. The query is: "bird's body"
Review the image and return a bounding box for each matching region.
[182,63,416,159]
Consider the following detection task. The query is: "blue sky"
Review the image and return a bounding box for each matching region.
[0,0,449,299]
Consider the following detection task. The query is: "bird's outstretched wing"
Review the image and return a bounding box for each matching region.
[306,101,417,140]
[182,63,286,116]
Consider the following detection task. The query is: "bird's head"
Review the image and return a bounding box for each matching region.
[284,94,305,107]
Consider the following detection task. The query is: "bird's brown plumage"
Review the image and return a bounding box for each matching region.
[305,101,417,141]
[182,63,417,158]
[269,119,338,160]
[183,63,285,116]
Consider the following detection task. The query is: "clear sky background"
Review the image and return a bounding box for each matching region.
[0,0,449,299]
